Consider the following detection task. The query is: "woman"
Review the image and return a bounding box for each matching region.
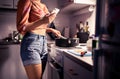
[16,0,61,79]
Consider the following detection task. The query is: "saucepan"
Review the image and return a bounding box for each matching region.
[55,36,79,47]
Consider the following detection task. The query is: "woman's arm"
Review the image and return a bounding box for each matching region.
[46,28,61,37]
[17,0,57,35]
[17,0,31,34]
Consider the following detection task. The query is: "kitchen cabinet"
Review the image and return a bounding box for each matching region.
[13,0,19,9]
[0,0,13,9]
[47,43,93,79]
[0,45,28,79]
[46,44,64,79]
[63,55,93,79]
[60,0,96,14]
[0,0,18,9]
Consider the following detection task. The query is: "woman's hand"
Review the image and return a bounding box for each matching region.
[42,8,59,24]
[46,28,61,38]
[42,13,57,24]
[52,29,61,37]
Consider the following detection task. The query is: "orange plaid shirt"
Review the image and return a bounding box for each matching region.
[17,0,49,35]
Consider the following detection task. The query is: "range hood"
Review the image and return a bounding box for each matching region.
[60,0,96,14]
[74,0,96,5]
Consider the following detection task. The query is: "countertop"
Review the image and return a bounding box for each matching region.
[55,43,93,71]
[0,40,21,45]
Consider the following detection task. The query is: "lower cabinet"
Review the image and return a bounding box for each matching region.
[63,56,93,79]
[64,71,73,79]
[0,45,28,79]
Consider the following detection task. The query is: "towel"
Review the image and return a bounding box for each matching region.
[67,50,92,56]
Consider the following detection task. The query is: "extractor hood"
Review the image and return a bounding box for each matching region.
[60,0,96,14]
[73,0,96,5]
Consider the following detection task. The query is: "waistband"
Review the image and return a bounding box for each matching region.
[24,32,46,38]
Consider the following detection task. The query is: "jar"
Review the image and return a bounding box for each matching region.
[86,36,93,51]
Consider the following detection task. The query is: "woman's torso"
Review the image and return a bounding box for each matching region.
[29,0,49,35]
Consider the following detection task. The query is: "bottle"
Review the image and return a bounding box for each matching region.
[86,36,93,52]
[92,36,99,50]
[18,34,23,43]
[79,21,84,32]
[92,36,99,60]
[84,22,89,32]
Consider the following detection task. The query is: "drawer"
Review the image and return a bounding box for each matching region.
[64,56,93,79]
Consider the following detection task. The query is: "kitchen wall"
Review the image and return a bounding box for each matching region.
[70,7,96,37]
[0,10,17,39]
[43,0,96,38]
[0,0,96,39]
[43,0,71,38]
[0,0,70,40]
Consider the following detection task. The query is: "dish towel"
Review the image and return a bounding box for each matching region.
[67,50,92,56]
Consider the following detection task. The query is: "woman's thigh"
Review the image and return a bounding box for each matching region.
[24,64,42,79]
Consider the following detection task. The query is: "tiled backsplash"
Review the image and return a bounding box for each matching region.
[0,11,17,39]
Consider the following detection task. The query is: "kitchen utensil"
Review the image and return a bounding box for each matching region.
[59,35,67,39]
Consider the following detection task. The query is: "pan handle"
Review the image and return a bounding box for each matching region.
[59,35,67,39]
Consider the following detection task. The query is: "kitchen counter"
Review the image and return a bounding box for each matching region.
[0,40,20,45]
[46,41,93,79]
[54,43,93,71]
[63,50,93,71]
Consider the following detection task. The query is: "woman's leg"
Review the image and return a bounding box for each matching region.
[24,64,42,79]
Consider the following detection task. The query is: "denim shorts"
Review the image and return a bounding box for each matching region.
[20,32,48,66]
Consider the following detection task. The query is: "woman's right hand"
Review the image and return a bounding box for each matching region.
[46,28,61,38]
[42,8,60,24]
[51,29,61,38]
[42,13,57,24]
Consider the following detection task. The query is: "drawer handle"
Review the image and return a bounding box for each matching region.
[2,4,12,7]
[68,69,79,76]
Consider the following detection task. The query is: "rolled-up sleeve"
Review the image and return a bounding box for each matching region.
[17,0,31,35]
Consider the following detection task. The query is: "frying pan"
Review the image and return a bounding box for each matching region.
[55,36,79,47]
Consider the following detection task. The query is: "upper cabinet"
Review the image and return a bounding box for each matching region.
[59,0,96,14]
[0,0,18,9]
[0,0,13,9]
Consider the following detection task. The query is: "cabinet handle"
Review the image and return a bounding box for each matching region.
[1,4,12,7]
[68,69,79,76]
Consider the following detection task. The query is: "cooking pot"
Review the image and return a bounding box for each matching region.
[55,38,79,47]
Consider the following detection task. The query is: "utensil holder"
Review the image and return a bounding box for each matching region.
[77,32,89,43]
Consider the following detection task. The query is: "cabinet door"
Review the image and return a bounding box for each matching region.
[0,45,28,79]
[0,45,10,79]
[9,45,28,79]
[13,0,19,9]
[0,0,13,9]
[64,56,93,79]
[64,71,73,79]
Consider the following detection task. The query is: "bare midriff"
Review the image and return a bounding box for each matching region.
[30,28,46,36]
